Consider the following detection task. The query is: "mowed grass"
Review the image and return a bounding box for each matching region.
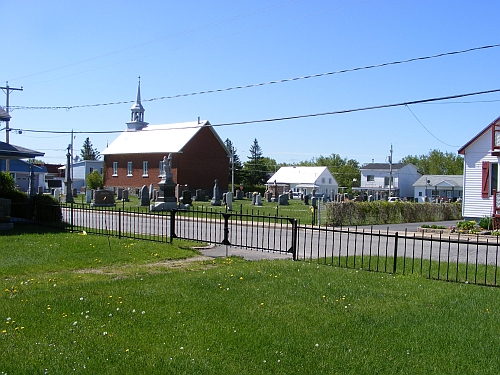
[1,226,500,374]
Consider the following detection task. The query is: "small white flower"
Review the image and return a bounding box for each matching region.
[79,297,84,301]
[73,321,78,326]
[141,311,145,315]
[132,309,136,313]
[103,331,108,336]
[315,343,319,347]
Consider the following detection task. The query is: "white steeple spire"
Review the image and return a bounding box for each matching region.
[127,77,148,131]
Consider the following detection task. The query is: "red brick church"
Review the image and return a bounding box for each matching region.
[102,81,229,193]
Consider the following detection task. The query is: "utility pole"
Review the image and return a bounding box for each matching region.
[1,82,23,172]
[388,144,393,198]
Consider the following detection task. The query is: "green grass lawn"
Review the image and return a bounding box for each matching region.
[73,194,319,224]
[2,226,500,374]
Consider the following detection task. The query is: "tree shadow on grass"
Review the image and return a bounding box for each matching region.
[1,223,69,237]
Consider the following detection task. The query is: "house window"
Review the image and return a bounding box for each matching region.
[329,178,332,184]
[127,162,133,176]
[384,176,394,186]
[89,167,94,173]
[482,161,499,197]
[491,163,498,196]
[322,177,325,184]
[112,162,118,176]
[367,175,374,182]
[143,161,149,177]
[159,160,164,177]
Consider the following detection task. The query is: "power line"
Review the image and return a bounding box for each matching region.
[9,88,500,135]
[10,43,500,111]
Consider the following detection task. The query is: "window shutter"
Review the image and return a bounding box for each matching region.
[482,161,490,198]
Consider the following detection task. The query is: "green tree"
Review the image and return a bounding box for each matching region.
[80,137,101,160]
[0,171,16,196]
[224,138,244,188]
[86,170,103,190]
[400,149,463,175]
[299,154,361,192]
[242,139,268,186]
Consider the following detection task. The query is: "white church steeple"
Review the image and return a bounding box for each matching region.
[126,77,148,131]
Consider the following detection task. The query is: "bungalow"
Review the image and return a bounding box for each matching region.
[413,175,463,203]
[266,166,338,197]
[356,163,421,200]
[458,115,500,220]
[101,81,229,193]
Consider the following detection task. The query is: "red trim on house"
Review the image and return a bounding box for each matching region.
[458,116,500,155]
[482,161,490,198]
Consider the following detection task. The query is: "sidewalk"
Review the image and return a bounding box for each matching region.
[199,245,293,261]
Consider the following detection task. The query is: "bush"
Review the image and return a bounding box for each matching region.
[325,201,463,226]
[32,194,62,222]
[86,170,103,190]
[0,171,16,197]
[479,216,492,230]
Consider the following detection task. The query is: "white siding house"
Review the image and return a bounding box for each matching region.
[357,163,421,200]
[266,166,338,197]
[458,116,500,220]
[413,175,463,203]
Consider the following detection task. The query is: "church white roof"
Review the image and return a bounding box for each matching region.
[267,166,337,186]
[101,120,212,155]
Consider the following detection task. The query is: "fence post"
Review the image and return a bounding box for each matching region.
[289,218,298,261]
[393,231,399,274]
[70,202,74,232]
[221,213,231,245]
[169,209,177,243]
[118,209,121,239]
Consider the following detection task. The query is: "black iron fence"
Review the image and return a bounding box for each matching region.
[9,202,500,287]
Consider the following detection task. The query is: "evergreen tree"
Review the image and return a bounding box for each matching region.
[80,137,101,160]
[243,138,268,186]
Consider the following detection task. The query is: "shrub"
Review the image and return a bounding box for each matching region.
[479,216,493,230]
[0,171,16,196]
[86,170,103,190]
[32,194,62,222]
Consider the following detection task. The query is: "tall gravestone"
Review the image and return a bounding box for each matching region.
[210,179,221,206]
[140,185,150,206]
[151,154,177,211]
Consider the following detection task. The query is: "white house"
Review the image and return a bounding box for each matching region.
[458,115,500,220]
[266,166,338,197]
[356,163,421,200]
[413,175,463,203]
[59,160,104,191]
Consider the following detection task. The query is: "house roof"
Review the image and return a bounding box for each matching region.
[266,166,337,186]
[0,141,44,159]
[101,120,228,155]
[458,115,500,155]
[361,163,408,171]
[0,159,46,173]
[0,107,11,121]
[413,175,463,188]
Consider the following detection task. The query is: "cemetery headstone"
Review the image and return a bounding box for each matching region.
[86,189,92,204]
[304,195,309,205]
[255,193,262,206]
[140,185,150,206]
[149,184,154,200]
[151,154,178,211]
[93,189,116,207]
[117,188,123,201]
[226,191,233,211]
[278,193,289,205]
[182,190,192,205]
[54,188,61,201]
[210,179,221,206]
[123,189,129,202]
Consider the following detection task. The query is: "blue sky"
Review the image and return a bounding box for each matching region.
[2,0,500,166]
